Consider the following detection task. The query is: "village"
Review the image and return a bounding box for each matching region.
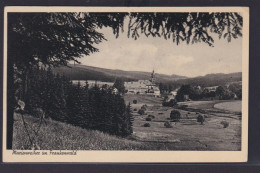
[72,69,242,103]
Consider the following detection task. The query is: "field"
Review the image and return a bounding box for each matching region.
[13,96,241,150]
[214,101,242,112]
[13,113,149,150]
[125,94,242,151]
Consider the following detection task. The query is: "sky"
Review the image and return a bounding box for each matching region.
[79,22,242,78]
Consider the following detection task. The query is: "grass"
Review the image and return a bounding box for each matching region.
[13,96,242,151]
[214,101,242,113]
[126,95,242,151]
[13,113,149,150]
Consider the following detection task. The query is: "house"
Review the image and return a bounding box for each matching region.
[124,70,160,97]
[71,80,114,88]
[112,88,118,94]
[204,86,218,92]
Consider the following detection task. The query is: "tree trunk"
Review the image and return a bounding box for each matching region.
[7,58,15,149]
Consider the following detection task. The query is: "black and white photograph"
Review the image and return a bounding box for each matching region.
[2,7,249,162]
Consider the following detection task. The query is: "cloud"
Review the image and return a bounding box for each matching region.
[166,55,194,66]
[79,27,242,77]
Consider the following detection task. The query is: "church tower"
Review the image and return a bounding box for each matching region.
[150,70,155,83]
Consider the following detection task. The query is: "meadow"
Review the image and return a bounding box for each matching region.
[13,95,241,150]
[125,94,242,151]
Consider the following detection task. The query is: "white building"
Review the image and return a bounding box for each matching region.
[72,80,114,88]
[124,70,160,97]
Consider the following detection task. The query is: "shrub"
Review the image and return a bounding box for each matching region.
[164,121,173,128]
[162,99,177,107]
[141,104,148,111]
[221,121,229,128]
[143,123,150,127]
[197,114,205,125]
[133,100,137,104]
[168,99,177,107]
[170,110,181,122]
[138,109,145,115]
[148,115,155,119]
[145,117,152,121]
[133,108,137,111]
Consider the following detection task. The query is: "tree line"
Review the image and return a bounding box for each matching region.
[16,67,133,137]
[175,84,242,102]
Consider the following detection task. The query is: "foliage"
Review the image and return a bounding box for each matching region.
[145,117,152,121]
[138,109,145,115]
[170,110,181,122]
[176,85,194,101]
[221,121,229,128]
[175,73,242,88]
[143,123,151,127]
[216,86,225,97]
[128,13,243,46]
[148,115,155,119]
[53,65,136,82]
[197,114,205,125]
[113,78,126,94]
[141,104,148,110]
[228,83,242,99]
[159,82,178,93]
[162,99,177,107]
[164,121,173,128]
[133,100,137,104]
[18,68,133,138]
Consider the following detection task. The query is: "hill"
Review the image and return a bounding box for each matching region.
[53,64,241,87]
[53,64,187,82]
[13,113,148,150]
[174,72,242,87]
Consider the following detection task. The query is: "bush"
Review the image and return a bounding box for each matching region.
[133,100,137,104]
[197,114,205,125]
[145,117,152,121]
[164,121,173,128]
[162,99,177,107]
[148,115,155,119]
[170,110,181,122]
[221,121,229,128]
[133,108,137,111]
[143,123,150,127]
[138,109,145,115]
[141,104,148,111]
[168,99,177,107]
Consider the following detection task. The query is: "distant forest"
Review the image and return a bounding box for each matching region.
[53,64,242,91]
[53,64,186,82]
[159,72,242,93]
[53,65,136,82]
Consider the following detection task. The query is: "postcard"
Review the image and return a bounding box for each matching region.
[2,6,249,162]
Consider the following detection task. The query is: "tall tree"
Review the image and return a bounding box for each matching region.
[113,78,125,94]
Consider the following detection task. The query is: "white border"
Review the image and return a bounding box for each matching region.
[2,6,249,163]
